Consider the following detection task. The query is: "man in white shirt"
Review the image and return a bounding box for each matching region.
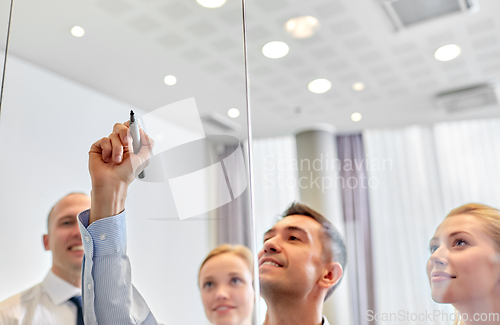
[0,192,91,325]
[78,123,345,325]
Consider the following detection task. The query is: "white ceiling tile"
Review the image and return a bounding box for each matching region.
[476,49,500,63]
[369,65,393,76]
[248,25,272,40]
[187,21,217,37]
[128,15,160,33]
[428,31,455,47]
[157,33,186,48]
[386,87,409,96]
[251,65,274,77]
[399,55,426,67]
[467,18,496,35]
[391,42,419,55]
[472,34,500,50]
[220,8,243,25]
[224,74,244,85]
[359,94,379,102]
[267,77,289,88]
[330,19,360,36]
[344,35,373,51]
[181,48,209,62]
[481,63,500,75]
[378,76,401,86]
[280,56,306,68]
[336,72,361,83]
[255,0,289,12]
[326,60,350,72]
[209,38,239,52]
[310,46,336,60]
[440,59,467,72]
[95,0,133,15]
[160,2,194,20]
[357,51,383,64]
[202,61,228,74]
[280,88,301,99]
[446,72,471,84]
[314,1,346,19]
[416,79,440,90]
[408,68,433,79]
[295,68,319,80]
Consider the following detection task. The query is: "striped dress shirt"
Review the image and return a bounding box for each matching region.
[0,271,81,325]
[78,209,158,325]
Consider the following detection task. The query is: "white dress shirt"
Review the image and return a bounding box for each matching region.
[0,270,81,325]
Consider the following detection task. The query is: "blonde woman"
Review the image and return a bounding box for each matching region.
[198,244,254,325]
[427,203,500,325]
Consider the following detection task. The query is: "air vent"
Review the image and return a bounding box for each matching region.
[202,113,241,132]
[434,82,500,113]
[381,0,478,31]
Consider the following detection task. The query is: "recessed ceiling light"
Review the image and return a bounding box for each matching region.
[71,26,85,37]
[197,0,226,8]
[434,44,461,62]
[285,16,319,39]
[228,108,240,118]
[351,112,362,122]
[164,75,177,86]
[308,79,331,94]
[262,41,289,59]
[352,82,365,91]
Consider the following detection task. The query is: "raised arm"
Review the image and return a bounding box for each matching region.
[78,122,158,325]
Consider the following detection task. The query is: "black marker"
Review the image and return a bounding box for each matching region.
[129,110,145,179]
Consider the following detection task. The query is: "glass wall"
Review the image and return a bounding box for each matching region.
[0,0,12,104]
[0,1,255,324]
[245,1,500,325]
[3,0,500,325]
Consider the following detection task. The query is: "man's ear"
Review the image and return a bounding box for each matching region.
[43,234,50,251]
[319,262,343,290]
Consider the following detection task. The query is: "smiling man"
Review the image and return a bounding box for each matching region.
[0,192,91,325]
[259,203,346,325]
[78,122,347,324]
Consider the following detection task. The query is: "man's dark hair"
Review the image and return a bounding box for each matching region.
[282,202,347,301]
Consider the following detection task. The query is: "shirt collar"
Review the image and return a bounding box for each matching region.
[41,270,81,306]
[322,316,330,325]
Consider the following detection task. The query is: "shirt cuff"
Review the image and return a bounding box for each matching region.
[78,209,127,257]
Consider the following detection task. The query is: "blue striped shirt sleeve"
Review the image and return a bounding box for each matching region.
[78,209,158,325]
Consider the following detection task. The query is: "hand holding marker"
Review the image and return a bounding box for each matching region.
[129,110,145,179]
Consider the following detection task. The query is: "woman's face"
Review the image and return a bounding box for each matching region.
[199,253,254,325]
[427,214,500,304]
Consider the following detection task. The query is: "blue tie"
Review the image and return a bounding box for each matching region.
[69,296,84,325]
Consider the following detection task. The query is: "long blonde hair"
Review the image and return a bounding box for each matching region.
[198,244,253,286]
[445,203,500,325]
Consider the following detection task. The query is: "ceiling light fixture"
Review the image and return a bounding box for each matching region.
[352,82,366,91]
[285,16,320,39]
[164,75,177,86]
[434,44,461,62]
[308,79,331,94]
[351,112,362,122]
[71,26,85,37]
[262,41,289,59]
[197,0,226,8]
[228,108,240,118]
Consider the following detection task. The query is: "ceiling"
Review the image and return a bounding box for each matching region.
[2,0,500,138]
